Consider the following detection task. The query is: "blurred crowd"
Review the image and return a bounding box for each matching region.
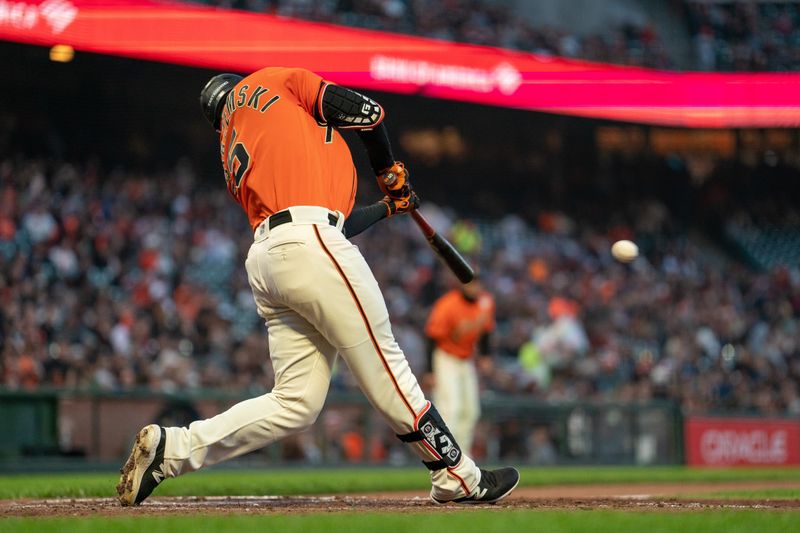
[1,155,799,419]
[0,157,268,394]
[688,1,800,71]
[186,0,800,71]
[188,0,672,68]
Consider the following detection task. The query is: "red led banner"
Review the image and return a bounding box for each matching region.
[3,0,800,127]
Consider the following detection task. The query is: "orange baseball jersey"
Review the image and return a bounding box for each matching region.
[218,67,358,229]
[425,290,495,359]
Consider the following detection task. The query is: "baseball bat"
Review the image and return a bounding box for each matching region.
[410,210,475,284]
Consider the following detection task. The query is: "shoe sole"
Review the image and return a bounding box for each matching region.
[117,424,161,506]
[430,469,521,505]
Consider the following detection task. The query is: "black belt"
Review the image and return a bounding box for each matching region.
[268,209,339,230]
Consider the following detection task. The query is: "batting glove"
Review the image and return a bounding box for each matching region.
[377,161,412,199]
[381,190,419,217]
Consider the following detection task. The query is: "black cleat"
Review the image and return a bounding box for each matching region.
[117,424,166,506]
[433,467,520,504]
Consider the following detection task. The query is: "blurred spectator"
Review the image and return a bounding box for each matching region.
[528,426,558,465]
[535,297,589,370]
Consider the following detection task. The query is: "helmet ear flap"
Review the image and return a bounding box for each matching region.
[200,73,243,130]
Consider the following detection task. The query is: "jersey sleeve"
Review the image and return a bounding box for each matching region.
[425,295,454,341]
[281,68,326,120]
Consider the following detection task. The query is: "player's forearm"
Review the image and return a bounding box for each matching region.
[342,202,389,238]
[426,337,437,373]
[356,123,394,175]
[318,83,393,174]
[478,333,491,356]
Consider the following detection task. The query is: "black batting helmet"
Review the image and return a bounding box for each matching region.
[200,73,243,130]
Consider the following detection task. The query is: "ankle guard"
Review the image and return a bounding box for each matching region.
[396,402,462,471]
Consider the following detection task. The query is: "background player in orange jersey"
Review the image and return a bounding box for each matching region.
[118,67,519,506]
[425,278,495,454]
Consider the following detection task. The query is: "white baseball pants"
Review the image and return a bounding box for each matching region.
[432,348,481,453]
[161,206,480,500]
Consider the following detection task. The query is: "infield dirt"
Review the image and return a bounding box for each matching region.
[2,481,799,518]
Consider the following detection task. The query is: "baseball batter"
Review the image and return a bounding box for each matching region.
[117,67,519,506]
[426,278,495,453]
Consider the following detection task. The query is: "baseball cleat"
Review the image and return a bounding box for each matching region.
[432,467,520,504]
[117,424,166,506]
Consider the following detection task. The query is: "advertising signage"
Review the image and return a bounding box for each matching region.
[685,417,800,467]
[3,0,800,127]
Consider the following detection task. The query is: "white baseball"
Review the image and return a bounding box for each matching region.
[611,240,638,263]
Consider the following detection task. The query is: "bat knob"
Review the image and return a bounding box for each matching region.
[383,173,397,187]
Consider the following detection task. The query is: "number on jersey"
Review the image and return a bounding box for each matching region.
[225,127,251,193]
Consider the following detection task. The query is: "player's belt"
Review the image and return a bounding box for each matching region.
[268,209,339,230]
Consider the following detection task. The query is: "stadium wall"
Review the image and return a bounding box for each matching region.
[0,390,683,469]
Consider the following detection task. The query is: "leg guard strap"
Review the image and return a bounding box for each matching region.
[396,430,423,443]
[423,459,447,471]
[396,402,463,470]
[398,428,447,470]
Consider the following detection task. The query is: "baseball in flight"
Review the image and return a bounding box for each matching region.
[611,240,638,263]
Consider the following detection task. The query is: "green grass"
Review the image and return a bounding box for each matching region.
[681,487,800,500]
[3,510,800,533]
[2,466,800,500]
